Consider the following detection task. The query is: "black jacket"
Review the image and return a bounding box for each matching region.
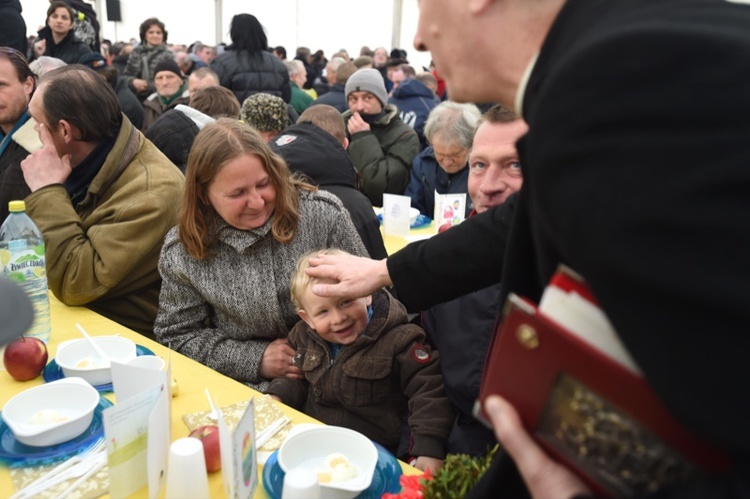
[390,0,750,495]
[269,123,387,260]
[37,26,91,65]
[0,0,27,55]
[312,83,348,113]
[210,49,291,104]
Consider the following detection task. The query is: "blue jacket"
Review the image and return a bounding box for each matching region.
[403,146,473,218]
[312,82,348,112]
[388,78,438,150]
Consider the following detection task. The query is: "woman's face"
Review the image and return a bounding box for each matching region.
[145,25,164,46]
[48,7,74,37]
[206,153,277,230]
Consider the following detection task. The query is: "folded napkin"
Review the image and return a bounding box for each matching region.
[181,394,292,462]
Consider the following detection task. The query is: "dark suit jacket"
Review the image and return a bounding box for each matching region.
[390,0,750,495]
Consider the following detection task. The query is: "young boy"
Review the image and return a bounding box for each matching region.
[267,249,454,472]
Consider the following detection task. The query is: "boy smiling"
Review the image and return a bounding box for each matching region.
[268,249,453,472]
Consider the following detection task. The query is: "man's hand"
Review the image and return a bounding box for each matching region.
[485,396,591,498]
[413,456,443,473]
[33,39,46,58]
[259,338,303,380]
[305,254,392,299]
[347,112,371,135]
[132,78,148,93]
[20,122,72,192]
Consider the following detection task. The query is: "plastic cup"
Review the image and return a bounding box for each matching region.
[282,467,321,499]
[165,437,209,499]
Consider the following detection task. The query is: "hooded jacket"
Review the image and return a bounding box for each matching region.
[24,115,184,337]
[343,104,420,207]
[269,123,387,260]
[268,289,454,458]
[389,78,439,150]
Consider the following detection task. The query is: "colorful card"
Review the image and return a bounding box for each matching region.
[217,397,258,499]
[433,191,466,230]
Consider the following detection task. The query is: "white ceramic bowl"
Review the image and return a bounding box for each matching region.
[1,377,99,447]
[56,336,137,386]
[278,426,378,499]
[409,207,419,225]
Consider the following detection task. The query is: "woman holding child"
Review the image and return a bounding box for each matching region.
[154,119,367,391]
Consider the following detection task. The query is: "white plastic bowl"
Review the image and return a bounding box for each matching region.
[278,426,378,499]
[409,207,419,225]
[56,336,137,386]
[2,377,99,447]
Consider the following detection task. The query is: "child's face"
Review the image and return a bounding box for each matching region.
[298,286,372,345]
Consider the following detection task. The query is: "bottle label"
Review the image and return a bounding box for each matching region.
[1,244,46,283]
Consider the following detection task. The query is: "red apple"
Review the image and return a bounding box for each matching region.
[189,424,221,472]
[3,336,49,381]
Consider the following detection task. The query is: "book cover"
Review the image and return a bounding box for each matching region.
[475,267,731,497]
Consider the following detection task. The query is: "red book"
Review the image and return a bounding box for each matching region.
[475,265,731,497]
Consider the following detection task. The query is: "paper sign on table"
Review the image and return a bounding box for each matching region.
[382,193,411,237]
[103,382,170,498]
[217,397,258,499]
[433,191,466,230]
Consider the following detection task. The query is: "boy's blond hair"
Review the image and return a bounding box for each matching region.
[290,248,351,310]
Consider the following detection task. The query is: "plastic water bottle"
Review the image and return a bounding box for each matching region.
[0,201,51,343]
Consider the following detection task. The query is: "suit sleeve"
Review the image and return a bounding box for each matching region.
[528,26,750,474]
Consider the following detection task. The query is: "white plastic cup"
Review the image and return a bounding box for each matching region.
[282,467,321,499]
[165,437,209,499]
[127,355,165,370]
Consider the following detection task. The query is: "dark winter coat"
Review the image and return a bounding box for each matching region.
[269,122,387,260]
[389,78,438,150]
[210,49,291,104]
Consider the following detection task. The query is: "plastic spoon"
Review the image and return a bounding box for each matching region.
[205,388,218,421]
[75,323,111,367]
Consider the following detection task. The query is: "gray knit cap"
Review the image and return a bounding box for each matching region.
[345,68,388,106]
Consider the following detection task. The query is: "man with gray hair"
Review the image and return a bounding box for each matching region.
[344,68,419,206]
[313,56,346,97]
[285,59,313,114]
[313,60,355,113]
[403,101,481,217]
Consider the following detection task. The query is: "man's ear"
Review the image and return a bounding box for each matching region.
[298,309,315,330]
[342,137,349,150]
[57,119,76,144]
[365,295,372,307]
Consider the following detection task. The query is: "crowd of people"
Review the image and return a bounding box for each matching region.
[1,0,749,496]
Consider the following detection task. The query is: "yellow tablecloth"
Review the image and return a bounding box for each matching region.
[0,295,418,498]
[381,222,438,255]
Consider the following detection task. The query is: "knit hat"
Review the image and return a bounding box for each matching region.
[78,52,108,70]
[241,93,290,133]
[153,59,182,78]
[345,68,388,107]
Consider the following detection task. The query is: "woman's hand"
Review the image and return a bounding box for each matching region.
[259,338,303,380]
[485,395,591,498]
[413,456,443,473]
[132,78,148,93]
